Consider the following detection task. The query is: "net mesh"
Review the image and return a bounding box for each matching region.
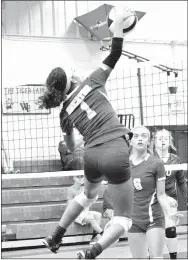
[1,62,187,173]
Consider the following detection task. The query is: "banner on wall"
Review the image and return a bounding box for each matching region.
[2,84,51,115]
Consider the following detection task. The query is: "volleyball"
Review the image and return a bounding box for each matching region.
[107,6,138,35]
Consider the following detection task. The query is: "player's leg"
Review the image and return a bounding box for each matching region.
[93,137,133,249]
[42,150,101,253]
[97,178,133,249]
[84,211,103,234]
[84,211,103,244]
[58,176,99,228]
[165,236,178,259]
[146,221,165,259]
[128,225,148,259]
[77,137,133,259]
[165,196,178,259]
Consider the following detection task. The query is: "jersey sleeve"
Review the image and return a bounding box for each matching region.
[155,159,166,182]
[89,67,111,88]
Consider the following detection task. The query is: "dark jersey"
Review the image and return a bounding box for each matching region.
[60,67,130,148]
[155,153,187,201]
[130,155,165,224]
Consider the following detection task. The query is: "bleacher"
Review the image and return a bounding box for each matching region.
[1,171,109,249]
[2,169,187,250]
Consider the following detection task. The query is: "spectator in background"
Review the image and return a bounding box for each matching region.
[58,141,84,170]
[1,142,20,174]
[67,175,103,245]
[58,131,84,170]
[153,128,187,260]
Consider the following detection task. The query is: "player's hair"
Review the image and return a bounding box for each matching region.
[154,128,177,152]
[38,67,68,109]
[131,125,151,139]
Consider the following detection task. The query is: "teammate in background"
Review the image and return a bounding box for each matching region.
[153,128,187,259]
[39,10,134,259]
[127,126,181,259]
[68,175,103,245]
[1,142,20,174]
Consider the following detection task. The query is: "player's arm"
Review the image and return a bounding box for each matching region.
[100,22,124,73]
[64,132,76,152]
[157,179,172,216]
[60,112,76,152]
[89,15,125,85]
[155,160,172,216]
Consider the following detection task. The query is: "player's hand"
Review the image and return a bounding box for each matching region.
[169,211,184,226]
[109,6,136,36]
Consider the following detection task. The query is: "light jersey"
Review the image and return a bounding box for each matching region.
[130,155,166,224]
[60,67,130,148]
[156,153,186,200]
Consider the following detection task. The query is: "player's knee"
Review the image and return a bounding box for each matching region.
[86,216,96,224]
[106,216,132,233]
[75,191,98,209]
[165,226,177,238]
[95,212,102,219]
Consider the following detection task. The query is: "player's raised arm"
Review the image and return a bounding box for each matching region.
[100,14,124,73]
[100,9,135,73]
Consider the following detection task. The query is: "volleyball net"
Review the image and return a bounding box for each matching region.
[1,61,187,174]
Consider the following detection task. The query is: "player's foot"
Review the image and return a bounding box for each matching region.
[41,235,61,254]
[77,250,85,259]
[77,249,96,259]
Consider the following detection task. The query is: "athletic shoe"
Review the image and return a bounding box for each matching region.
[77,249,96,259]
[41,236,61,254]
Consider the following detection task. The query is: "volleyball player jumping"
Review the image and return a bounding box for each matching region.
[39,10,134,259]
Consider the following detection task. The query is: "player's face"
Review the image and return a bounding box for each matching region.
[155,131,170,150]
[131,128,149,152]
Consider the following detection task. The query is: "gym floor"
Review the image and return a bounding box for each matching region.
[2,233,187,259]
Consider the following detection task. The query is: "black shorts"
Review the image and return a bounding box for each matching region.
[129,218,165,233]
[84,136,130,184]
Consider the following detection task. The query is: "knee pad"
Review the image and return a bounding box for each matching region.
[75,191,98,209]
[165,226,177,238]
[105,216,132,234]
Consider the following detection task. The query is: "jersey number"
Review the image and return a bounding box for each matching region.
[165,170,172,177]
[133,178,143,190]
[80,101,96,120]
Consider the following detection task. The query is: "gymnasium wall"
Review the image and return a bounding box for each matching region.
[2,36,187,165]
[2,1,187,43]
[2,1,187,166]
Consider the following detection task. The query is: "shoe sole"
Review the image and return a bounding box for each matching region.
[77,251,85,259]
[41,239,57,254]
[89,241,96,245]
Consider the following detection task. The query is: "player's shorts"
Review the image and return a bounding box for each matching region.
[128,217,165,233]
[84,136,130,184]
